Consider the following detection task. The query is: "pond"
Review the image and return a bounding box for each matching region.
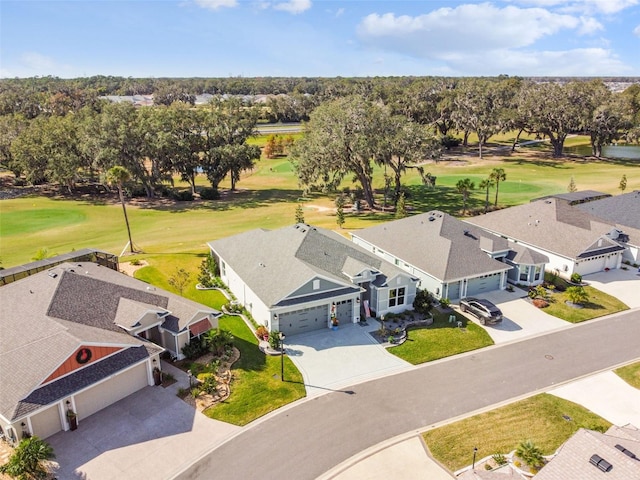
[564,144,640,160]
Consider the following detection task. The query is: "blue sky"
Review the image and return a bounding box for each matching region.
[1,0,639,78]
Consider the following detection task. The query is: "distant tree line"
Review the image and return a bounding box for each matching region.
[1,76,639,199]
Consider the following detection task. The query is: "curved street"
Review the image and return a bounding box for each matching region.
[173,309,640,480]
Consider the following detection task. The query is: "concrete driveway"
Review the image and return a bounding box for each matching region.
[47,362,239,480]
[584,267,640,308]
[456,289,569,344]
[549,370,640,428]
[285,322,413,397]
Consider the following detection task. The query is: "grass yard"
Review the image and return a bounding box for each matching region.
[615,362,640,389]
[2,140,639,268]
[423,393,612,472]
[543,286,629,323]
[388,311,494,364]
[205,315,306,425]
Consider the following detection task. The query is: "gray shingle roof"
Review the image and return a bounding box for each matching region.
[465,198,625,260]
[0,261,215,421]
[575,190,640,231]
[535,428,640,480]
[534,190,611,205]
[352,211,511,282]
[208,224,410,307]
[13,346,153,420]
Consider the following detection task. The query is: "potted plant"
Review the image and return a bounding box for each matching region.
[66,409,78,431]
[331,318,339,330]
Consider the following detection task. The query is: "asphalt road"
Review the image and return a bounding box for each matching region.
[174,310,640,480]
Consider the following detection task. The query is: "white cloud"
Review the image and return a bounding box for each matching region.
[510,0,638,14]
[577,16,603,34]
[357,4,580,57]
[273,0,311,14]
[336,8,345,17]
[634,24,640,36]
[194,0,237,11]
[21,52,55,70]
[454,47,631,76]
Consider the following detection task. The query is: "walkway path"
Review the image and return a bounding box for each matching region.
[174,309,640,480]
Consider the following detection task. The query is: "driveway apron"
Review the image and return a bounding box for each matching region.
[285,322,413,397]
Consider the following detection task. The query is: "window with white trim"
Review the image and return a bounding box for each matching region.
[389,287,406,307]
[313,280,320,290]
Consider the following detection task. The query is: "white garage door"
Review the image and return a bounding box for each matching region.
[467,273,501,296]
[75,363,148,420]
[279,304,328,336]
[30,404,62,439]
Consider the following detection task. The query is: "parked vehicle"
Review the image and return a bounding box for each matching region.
[459,297,503,325]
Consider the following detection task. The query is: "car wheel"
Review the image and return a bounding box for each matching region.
[460,304,466,312]
[480,317,486,325]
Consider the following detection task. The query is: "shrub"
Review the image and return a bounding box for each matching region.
[172,190,194,201]
[269,330,283,350]
[413,289,434,315]
[440,135,461,149]
[255,325,269,340]
[570,273,582,284]
[198,373,218,395]
[130,258,141,266]
[492,453,507,466]
[199,187,220,200]
[181,338,207,360]
[516,440,544,469]
[484,464,492,470]
[439,297,451,308]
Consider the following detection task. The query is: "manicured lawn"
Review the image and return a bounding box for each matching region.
[423,393,612,472]
[205,315,306,425]
[543,286,629,323]
[615,362,640,389]
[2,145,639,268]
[388,311,494,364]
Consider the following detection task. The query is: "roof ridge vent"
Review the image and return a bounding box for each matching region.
[615,444,637,459]
[589,454,613,472]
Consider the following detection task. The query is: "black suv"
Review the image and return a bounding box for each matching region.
[459,297,503,325]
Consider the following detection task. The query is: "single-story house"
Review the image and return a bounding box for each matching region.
[0,261,220,442]
[465,196,628,279]
[208,224,419,336]
[351,211,548,301]
[573,190,640,264]
[535,426,640,480]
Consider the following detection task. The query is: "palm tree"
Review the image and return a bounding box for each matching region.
[456,178,475,215]
[566,285,589,305]
[0,435,55,479]
[516,439,544,469]
[106,166,134,254]
[490,168,506,207]
[479,177,494,213]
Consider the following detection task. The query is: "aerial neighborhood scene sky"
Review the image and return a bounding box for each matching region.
[1,0,640,78]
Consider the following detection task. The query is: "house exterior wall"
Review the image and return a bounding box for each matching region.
[373,275,416,316]
[175,331,192,360]
[218,258,271,327]
[289,278,347,297]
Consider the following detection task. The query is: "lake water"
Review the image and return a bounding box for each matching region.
[564,144,640,160]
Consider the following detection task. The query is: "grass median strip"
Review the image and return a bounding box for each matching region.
[388,311,494,365]
[615,361,640,389]
[423,393,611,472]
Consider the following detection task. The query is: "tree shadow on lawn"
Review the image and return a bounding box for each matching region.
[502,157,571,169]
[230,334,268,373]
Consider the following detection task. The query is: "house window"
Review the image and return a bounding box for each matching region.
[313,279,320,290]
[520,265,530,281]
[534,265,541,281]
[220,261,226,276]
[389,287,406,307]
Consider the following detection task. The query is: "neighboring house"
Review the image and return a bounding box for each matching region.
[351,211,547,301]
[535,426,640,480]
[573,190,640,264]
[465,197,627,279]
[208,224,418,336]
[0,261,220,442]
